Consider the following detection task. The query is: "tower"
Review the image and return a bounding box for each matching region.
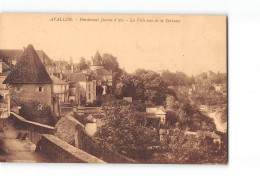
[3,44,54,125]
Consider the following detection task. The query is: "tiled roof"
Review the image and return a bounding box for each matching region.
[0,49,21,59]
[51,75,68,85]
[0,49,53,65]
[3,44,52,84]
[36,50,53,65]
[63,72,87,82]
[92,51,102,66]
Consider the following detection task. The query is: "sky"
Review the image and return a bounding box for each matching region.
[0,14,227,76]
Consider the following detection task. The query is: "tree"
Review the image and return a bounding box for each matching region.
[94,100,160,162]
[116,69,168,105]
[148,129,227,164]
[102,53,123,93]
[79,57,88,70]
[161,70,194,86]
[102,54,120,73]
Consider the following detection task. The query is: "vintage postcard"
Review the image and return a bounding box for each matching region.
[0,14,227,164]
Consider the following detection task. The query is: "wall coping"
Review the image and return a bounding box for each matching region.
[10,112,55,130]
[42,134,106,163]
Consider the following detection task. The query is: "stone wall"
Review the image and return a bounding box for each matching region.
[11,112,55,134]
[54,114,136,163]
[9,84,53,125]
[36,134,106,163]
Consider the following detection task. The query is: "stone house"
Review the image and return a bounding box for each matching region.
[3,44,54,125]
[51,75,69,104]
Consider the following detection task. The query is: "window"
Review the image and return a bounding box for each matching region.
[39,86,43,92]
[89,93,91,100]
[15,86,21,92]
[37,104,43,110]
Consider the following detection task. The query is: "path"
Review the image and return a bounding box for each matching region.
[0,118,51,162]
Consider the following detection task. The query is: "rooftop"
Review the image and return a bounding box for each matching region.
[3,44,52,84]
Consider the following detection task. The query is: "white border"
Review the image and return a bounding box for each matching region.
[1,0,260,179]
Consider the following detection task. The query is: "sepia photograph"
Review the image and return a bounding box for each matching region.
[0,14,227,164]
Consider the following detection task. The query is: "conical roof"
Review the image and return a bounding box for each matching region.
[92,51,102,66]
[3,44,52,84]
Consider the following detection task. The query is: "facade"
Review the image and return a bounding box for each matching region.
[3,44,54,125]
[64,72,89,105]
[90,51,113,94]
[86,77,96,104]
[64,50,114,105]
[51,75,69,104]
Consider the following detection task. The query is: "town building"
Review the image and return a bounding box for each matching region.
[90,51,112,88]
[63,51,112,105]
[0,48,56,76]
[86,76,96,104]
[3,44,54,125]
[51,75,69,104]
[63,72,89,105]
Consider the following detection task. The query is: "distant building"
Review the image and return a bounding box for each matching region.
[63,72,98,105]
[90,51,104,71]
[123,97,133,103]
[3,44,54,125]
[53,60,69,74]
[146,106,166,124]
[86,76,96,104]
[51,75,69,104]
[0,48,56,76]
[90,51,112,87]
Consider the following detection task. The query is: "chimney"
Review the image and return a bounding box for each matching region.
[0,59,3,73]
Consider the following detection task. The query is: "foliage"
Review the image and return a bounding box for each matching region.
[115,69,168,105]
[102,53,123,92]
[17,100,54,126]
[165,95,216,131]
[79,57,89,70]
[96,86,104,95]
[94,100,160,162]
[102,54,120,73]
[148,129,227,164]
[161,70,195,86]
